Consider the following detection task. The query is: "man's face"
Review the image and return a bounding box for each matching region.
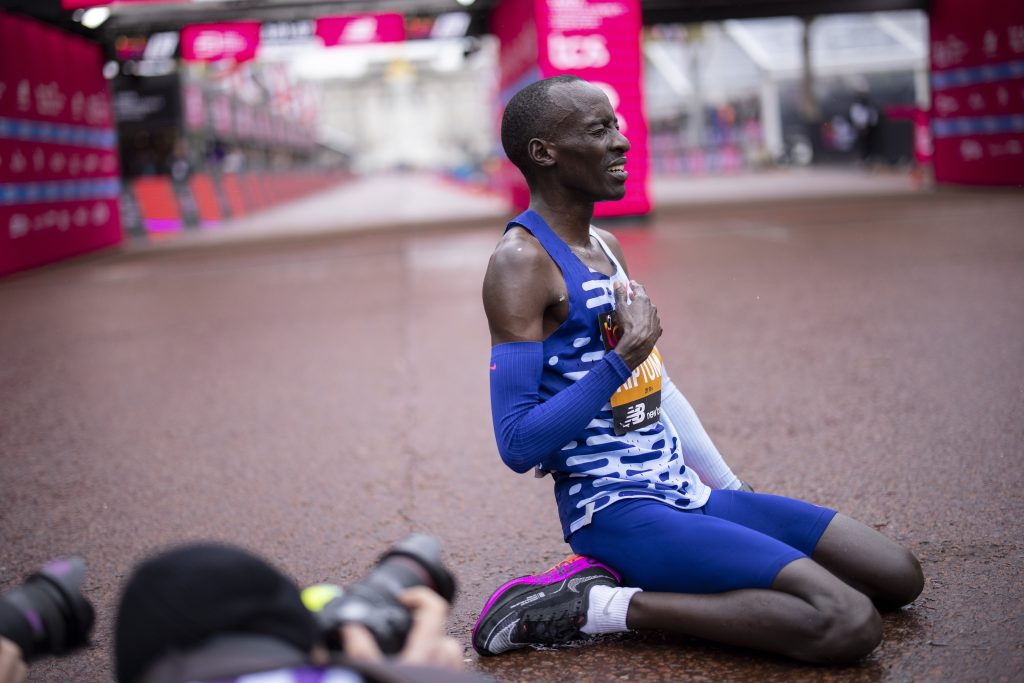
[543,81,631,202]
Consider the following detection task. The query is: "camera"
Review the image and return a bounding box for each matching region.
[302,534,456,655]
[0,558,94,662]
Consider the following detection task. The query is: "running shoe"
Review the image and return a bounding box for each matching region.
[472,555,621,656]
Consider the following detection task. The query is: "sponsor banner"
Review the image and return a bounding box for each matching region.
[315,14,405,47]
[930,0,1024,185]
[0,11,122,277]
[0,199,120,275]
[490,0,650,217]
[181,22,261,63]
[536,0,649,217]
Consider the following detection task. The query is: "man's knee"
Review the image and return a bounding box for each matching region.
[803,590,882,664]
[880,547,924,610]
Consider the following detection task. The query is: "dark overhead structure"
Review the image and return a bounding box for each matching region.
[2,0,932,39]
[641,0,929,23]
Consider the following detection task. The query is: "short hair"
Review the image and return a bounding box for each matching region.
[501,75,583,177]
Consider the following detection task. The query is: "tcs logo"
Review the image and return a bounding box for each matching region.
[548,33,609,70]
[545,35,627,134]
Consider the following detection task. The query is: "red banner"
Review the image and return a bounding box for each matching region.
[1,11,122,277]
[492,0,651,217]
[315,14,405,47]
[181,22,261,63]
[929,0,1024,185]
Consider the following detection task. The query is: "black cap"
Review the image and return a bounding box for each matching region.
[114,543,317,683]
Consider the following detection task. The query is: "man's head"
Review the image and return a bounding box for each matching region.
[114,543,318,683]
[501,76,630,200]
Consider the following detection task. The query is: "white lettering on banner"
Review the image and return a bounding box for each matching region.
[1010,26,1024,53]
[591,81,627,133]
[960,139,983,160]
[91,201,109,226]
[72,92,85,121]
[86,93,112,126]
[50,152,66,174]
[11,151,26,174]
[194,31,249,59]
[69,154,81,176]
[74,206,89,227]
[546,0,628,31]
[35,83,66,118]
[9,214,29,239]
[932,35,968,69]
[17,80,30,112]
[84,154,98,173]
[969,93,986,110]
[984,30,999,57]
[936,94,959,116]
[342,17,378,43]
[548,33,610,70]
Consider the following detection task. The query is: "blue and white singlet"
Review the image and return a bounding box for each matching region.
[508,210,711,539]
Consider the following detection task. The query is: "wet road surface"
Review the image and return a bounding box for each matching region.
[2,187,1022,682]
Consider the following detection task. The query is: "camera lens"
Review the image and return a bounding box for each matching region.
[0,558,94,662]
[305,534,456,655]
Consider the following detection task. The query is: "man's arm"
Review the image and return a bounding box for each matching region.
[483,232,661,473]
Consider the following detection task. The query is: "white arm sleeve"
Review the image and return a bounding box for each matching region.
[661,371,741,490]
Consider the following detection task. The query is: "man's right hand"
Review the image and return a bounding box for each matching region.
[612,280,662,369]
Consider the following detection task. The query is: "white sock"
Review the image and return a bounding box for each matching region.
[581,585,642,635]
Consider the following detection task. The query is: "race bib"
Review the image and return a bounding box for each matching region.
[599,310,663,435]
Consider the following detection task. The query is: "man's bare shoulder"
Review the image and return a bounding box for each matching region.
[483,227,560,344]
[487,226,550,274]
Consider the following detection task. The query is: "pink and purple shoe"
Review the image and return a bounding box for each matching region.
[471,555,621,656]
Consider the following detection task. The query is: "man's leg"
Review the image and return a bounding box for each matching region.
[625,557,881,663]
[700,490,924,610]
[811,513,924,610]
[570,498,882,663]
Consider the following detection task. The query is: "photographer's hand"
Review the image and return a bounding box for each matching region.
[339,587,462,670]
[0,638,27,683]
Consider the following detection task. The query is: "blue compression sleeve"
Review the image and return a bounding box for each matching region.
[490,341,632,474]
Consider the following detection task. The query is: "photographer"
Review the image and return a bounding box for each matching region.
[114,542,488,683]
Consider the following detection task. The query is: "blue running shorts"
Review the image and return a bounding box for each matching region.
[568,490,837,594]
